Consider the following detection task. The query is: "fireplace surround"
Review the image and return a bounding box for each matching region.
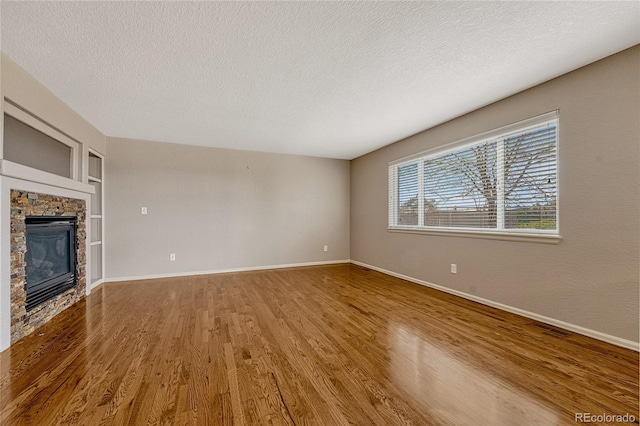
[10,190,86,343]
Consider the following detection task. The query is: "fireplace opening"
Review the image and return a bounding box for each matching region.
[24,216,77,311]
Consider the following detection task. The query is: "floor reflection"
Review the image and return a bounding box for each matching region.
[1,297,89,409]
[388,322,560,425]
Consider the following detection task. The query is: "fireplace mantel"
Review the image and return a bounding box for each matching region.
[0,159,95,195]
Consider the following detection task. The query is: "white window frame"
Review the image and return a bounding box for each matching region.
[388,111,561,244]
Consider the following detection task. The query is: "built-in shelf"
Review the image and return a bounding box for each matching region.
[88,150,104,287]
[91,243,103,283]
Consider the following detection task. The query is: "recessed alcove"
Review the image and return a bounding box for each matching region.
[3,114,73,178]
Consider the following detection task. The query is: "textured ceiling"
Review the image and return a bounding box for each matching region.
[1,2,638,159]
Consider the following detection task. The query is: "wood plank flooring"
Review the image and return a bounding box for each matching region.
[1,264,638,425]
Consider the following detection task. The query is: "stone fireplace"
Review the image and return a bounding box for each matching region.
[10,190,86,343]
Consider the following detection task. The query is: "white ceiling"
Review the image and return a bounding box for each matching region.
[1,2,638,159]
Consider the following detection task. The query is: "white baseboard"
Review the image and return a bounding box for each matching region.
[350,260,639,352]
[104,259,351,283]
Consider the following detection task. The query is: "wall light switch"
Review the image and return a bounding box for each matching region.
[451,264,457,274]
[170,253,176,261]
[141,207,148,215]
[324,245,328,252]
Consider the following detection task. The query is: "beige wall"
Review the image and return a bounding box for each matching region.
[105,137,350,279]
[1,54,106,155]
[351,46,640,342]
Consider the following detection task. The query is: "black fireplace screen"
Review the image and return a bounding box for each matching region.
[25,217,77,311]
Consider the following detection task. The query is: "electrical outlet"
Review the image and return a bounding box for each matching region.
[170,253,176,261]
[141,207,148,215]
[451,264,457,274]
[323,245,328,252]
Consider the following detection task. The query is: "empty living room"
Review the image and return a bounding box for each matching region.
[0,1,638,425]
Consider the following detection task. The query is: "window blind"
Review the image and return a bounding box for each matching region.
[389,112,558,234]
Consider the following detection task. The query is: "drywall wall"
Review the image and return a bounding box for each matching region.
[1,53,106,155]
[105,138,350,278]
[351,46,640,343]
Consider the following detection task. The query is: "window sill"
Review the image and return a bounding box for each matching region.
[387,226,562,244]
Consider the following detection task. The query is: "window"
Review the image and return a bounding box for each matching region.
[389,112,558,238]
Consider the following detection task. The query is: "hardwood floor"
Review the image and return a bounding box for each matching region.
[1,264,637,425]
